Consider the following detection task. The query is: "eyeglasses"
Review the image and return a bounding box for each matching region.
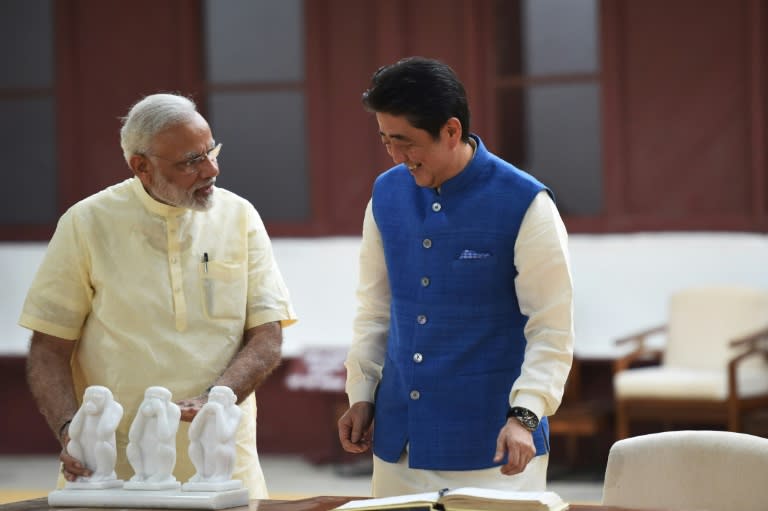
[144,143,222,175]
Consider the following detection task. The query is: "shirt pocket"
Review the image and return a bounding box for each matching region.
[198,260,246,320]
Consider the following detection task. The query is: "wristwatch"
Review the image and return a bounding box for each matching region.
[507,406,539,432]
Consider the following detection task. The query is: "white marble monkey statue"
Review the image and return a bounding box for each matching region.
[186,386,242,487]
[126,386,181,488]
[66,385,124,484]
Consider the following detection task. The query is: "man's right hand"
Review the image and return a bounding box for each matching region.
[175,393,208,422]
[59,431,92,482]
[337,401,374,453]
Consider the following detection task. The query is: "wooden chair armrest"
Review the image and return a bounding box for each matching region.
[614,324,668,346]
[613,324,667,373]
[727,325,768,398]
[730,325,768,350]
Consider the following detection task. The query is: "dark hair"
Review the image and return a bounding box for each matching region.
[362,56,471,142]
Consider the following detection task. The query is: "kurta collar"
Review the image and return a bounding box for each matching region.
[130,176,189,217]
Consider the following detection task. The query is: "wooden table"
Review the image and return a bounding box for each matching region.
[0,496,664,511]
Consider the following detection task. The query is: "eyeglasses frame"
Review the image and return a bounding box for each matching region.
[142,143,222,175]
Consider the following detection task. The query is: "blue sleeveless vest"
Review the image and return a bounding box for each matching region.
[371,135,551,470]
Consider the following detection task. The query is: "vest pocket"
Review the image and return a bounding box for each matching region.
[448,255,499,295]
[198,260,246,320]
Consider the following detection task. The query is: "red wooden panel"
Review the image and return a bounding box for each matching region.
[0,357,61,454]
[324,1,383,233]
[401,0,468,64]
[757,0,768,229]
[303,0,380,235]
[619,0,752,217]
[600,1,627,219]
[56,0,203,212]
[400,0,490,139]
[300,0,495,236]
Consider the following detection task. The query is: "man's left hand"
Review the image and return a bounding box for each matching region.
[493,418,536,475]
[176,394,208,422]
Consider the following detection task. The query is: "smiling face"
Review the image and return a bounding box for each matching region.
[376,112,469,189]
[130,112,219,211]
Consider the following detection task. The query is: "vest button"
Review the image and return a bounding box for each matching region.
[416,315,427,325]
[432,202,442,212]
[410,390,421,400]
[413,352,423,363]
[420,276,430,287]
[422,238,432,249]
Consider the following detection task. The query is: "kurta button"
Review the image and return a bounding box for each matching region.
[417,315,427,325]
[432,202,442,212]
[171,257,177,264]
[410,390,420,400]
[422,238,432,249]
[420,276,430,287]
[413,353,423,363]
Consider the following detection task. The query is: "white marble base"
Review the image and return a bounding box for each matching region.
[123,480,181,491]
[64,479,124,490]
[48,487,250,509]
[182,480,243,492]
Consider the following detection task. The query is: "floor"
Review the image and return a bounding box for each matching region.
[0,454,604,505]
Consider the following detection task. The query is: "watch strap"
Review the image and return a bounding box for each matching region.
[506,406,539,431]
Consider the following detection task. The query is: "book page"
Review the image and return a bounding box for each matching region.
[445,487,563,504]
[333,492,439,510]
[332,488,567,511]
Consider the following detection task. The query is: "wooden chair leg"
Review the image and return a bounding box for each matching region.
[565,435,579,467]
[616,401,629,440]
[727,401,741,432]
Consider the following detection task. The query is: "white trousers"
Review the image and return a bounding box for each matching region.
[372,450,549,497]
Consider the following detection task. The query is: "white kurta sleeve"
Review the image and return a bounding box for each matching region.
[344,199,391,405]
[509,191,575,419]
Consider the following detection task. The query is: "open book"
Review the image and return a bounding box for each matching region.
[332,487,569,511]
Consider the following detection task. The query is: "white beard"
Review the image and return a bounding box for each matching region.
[150,170,215,211]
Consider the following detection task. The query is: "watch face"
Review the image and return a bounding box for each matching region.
[511,407,539,430]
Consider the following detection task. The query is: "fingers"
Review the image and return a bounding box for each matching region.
[499,450,528,475]
[337,418,356,452]
[493,431,526,475]
[176,396,205,422]
[349,413,364,444]
[497,442,531,475]
[495,420,536,476]
[60,450,91,481]
[493,433,506,463]
[337,403,373,453]
[338,413,370,453]
[178,407,198,422]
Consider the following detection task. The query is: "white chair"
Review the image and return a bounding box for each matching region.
[602,430,768,511]
[613,286,768,439]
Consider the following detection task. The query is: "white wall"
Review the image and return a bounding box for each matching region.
[4,232,768,358]
[568,232,768,357]
[271,237,360,357]
[0,243,48,355]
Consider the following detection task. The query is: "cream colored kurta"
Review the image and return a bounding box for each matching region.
[20,177,297,498]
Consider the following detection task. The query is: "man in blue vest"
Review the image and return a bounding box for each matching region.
[337,57,575,496]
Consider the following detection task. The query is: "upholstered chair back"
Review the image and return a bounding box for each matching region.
[664,286,768,370]
[602,430,768,511]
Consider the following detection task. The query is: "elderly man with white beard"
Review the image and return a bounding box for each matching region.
[21,92,297,499]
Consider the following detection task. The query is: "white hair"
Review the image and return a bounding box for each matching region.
[119,93,199,164]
